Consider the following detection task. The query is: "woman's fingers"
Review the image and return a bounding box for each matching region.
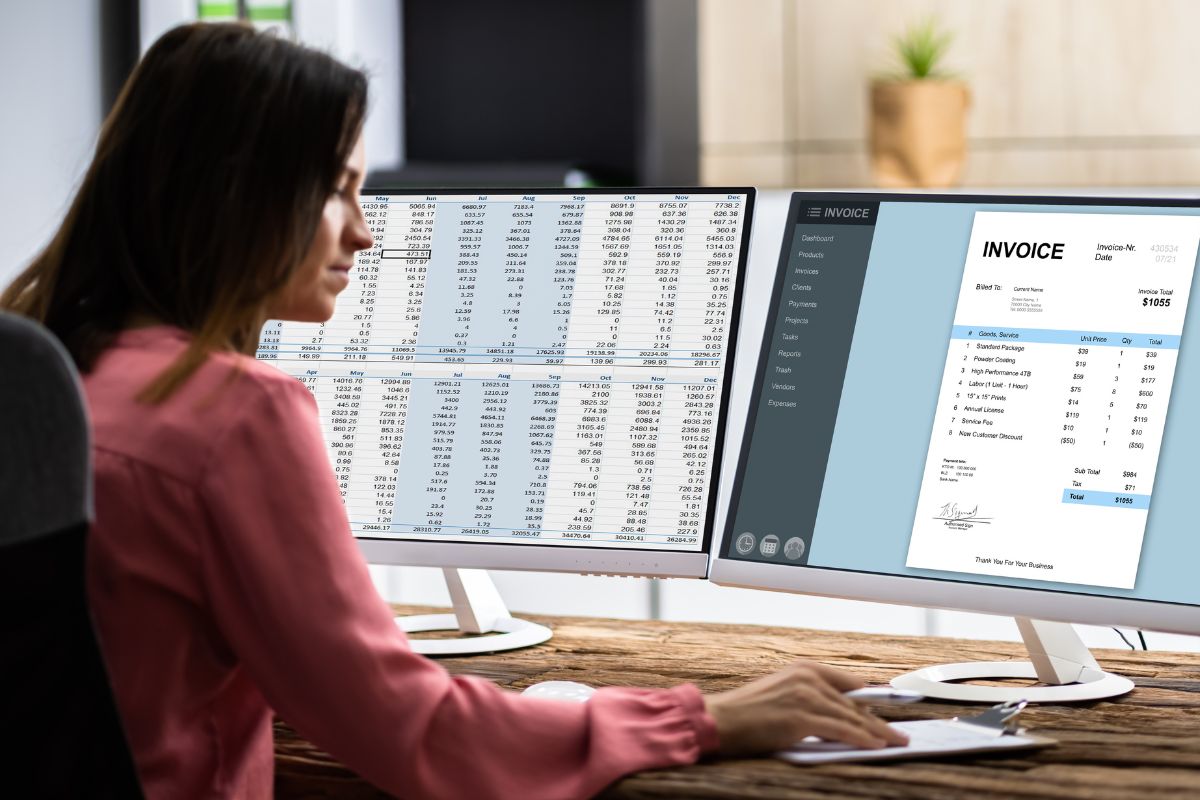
[705,660,910,756]
[850,706,909,746]
[791,684,868,726]
[801,715,891,750]
[804,661,866,693]
[795,668,910,747]
[789,689,907,747]
[779,670,909,749]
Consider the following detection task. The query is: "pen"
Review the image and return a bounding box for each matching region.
[845,687,925,704]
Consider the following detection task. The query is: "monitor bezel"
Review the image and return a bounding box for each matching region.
[711,190,1200,634]
[350,186,756,579]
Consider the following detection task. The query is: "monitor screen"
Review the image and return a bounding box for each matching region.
[722,194,1199,609]
[259,188,752,557]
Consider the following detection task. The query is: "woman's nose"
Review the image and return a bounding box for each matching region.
[349,211,374,252]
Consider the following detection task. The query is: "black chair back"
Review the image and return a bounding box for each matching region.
[0,312,142,798]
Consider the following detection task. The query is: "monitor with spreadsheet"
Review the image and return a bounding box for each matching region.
[259,188,753,579]
[711,193,1200,701]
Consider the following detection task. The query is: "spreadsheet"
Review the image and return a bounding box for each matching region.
[258,190,751,551]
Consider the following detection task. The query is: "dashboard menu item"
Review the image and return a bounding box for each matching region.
[906,212,1200,588]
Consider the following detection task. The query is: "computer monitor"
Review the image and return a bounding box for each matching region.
[711,192,1200,702]
[258,187,754,653]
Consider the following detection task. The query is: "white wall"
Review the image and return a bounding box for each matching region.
[292,0,403,173]
[139,0,403,173]
[0,1,103,288]
[0,1,402,293]
[700,0,1200,188]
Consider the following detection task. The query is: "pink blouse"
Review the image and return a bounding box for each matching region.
[84,326,718,799]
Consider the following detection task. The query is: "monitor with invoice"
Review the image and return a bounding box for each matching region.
[258,187,753,652]
[711,192,1200,702]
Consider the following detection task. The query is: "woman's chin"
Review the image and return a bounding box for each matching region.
[267,304,336,324]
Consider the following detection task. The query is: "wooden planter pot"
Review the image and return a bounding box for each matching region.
[869,80,970,188]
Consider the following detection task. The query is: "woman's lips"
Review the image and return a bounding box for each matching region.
[328,265,352,287]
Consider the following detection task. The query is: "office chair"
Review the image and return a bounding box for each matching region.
[0,311,143,798]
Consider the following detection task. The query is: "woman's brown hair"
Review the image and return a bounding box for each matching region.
[0,22,367,401]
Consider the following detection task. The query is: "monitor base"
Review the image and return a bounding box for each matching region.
[891,617,1136,703]
[891,660,1134,703]
[398,613,553,656]
[395,567,553,656]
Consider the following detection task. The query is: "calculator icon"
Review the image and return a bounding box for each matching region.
[759,535,780,557]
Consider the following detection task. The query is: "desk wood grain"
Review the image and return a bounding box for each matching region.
[274,609,1200,799]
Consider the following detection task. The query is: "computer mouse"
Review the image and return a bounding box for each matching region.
[521,680,596,703]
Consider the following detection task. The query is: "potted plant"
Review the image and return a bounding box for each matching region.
[869,18,970,188]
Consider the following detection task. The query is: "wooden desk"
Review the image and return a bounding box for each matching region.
[275,608,1200,799]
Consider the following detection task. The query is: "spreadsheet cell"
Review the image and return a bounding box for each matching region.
[258,192,749,551]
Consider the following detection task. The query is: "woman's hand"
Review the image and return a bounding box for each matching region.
[704,661,909,756]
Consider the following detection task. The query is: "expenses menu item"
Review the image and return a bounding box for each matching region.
[258,191,749,551]
[906,212,1200,588]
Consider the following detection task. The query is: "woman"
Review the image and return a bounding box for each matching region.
[2,23,904,799]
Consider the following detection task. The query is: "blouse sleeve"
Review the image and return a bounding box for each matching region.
[196,372,719,799]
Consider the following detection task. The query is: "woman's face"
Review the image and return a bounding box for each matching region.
[267,135,372,322]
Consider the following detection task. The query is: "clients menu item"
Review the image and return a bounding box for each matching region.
[906,211,1200,589]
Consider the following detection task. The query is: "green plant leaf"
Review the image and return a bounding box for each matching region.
[893,16,955,79]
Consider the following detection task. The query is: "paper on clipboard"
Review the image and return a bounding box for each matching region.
[777,718,1056,765]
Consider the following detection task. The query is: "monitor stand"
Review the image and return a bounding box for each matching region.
[890,617,1135,703]
[395,568,553,656]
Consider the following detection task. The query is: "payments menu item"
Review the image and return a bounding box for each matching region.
[906,211,1200,588]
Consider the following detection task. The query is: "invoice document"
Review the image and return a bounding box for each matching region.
[906,211,1199,588]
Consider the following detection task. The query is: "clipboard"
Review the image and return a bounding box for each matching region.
[778,700,1056,765]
